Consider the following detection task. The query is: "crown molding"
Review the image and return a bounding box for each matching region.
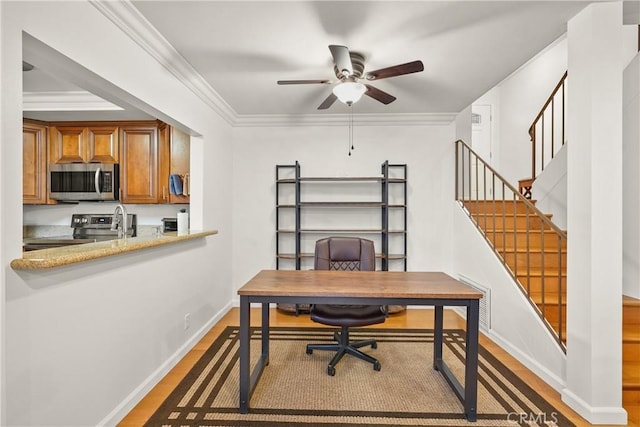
[90,1,457,128]
[89,0,237,125]
[23,91,123,111]
[234,112,457,127]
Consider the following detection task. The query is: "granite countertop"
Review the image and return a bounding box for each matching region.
[11,230,218,270]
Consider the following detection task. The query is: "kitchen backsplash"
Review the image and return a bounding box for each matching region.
[23,203,189,227]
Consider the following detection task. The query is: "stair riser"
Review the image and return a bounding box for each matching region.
[517,277,566,295]
[488,233,566,251]
[504,252,567,269]
[623,341,639,363]
[472,214,550,230]
[624,304,640,326]
[464,200,535,214]
[623,389,640,406]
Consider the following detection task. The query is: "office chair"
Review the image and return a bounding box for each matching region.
[306,237,387,376]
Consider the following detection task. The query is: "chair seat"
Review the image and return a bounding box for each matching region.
[310,304,386,327]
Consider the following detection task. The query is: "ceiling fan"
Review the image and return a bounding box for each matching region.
[277,45,424,110]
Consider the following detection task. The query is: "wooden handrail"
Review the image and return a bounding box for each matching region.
[455,139,567,350]
[528,71,568,139]
[527,71,568,181]
[456,140,567,238]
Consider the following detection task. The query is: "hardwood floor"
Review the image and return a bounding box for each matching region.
[118,307,637,427]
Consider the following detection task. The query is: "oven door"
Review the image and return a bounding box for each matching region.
[22,237,97,251]
[49,163,119,201]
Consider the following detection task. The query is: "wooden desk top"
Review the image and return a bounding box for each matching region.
[238,270,482,300]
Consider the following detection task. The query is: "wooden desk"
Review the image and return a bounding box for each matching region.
[237,270,483,422]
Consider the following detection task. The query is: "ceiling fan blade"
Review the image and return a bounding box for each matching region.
[277,79,331,85]
[366,60,424,81]
[329,45,353,78]
[364,84,396,105]
[317,92,338,110]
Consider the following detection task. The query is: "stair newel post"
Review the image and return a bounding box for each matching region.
[525,207,531,295]
[381,160,389,271]
[295,161,301,270]
[531,126,537,181]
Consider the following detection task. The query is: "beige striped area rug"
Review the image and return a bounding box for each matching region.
[145,327,573,426]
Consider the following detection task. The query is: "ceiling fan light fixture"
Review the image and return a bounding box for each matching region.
[332,81,366,106]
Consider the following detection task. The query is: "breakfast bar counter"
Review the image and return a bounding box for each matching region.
[11,230,218,270]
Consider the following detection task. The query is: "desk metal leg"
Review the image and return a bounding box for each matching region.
[261,303,270,365]
[239,296,250,413]
[433,305,443,370]
[465,300,479,422]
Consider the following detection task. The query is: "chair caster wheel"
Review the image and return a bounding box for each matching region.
[373,361,381,371]
[306,347,313,355]
[328,366,335,376]
[371,342,377,349]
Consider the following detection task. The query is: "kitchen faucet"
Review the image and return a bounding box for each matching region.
[111,204,128,239]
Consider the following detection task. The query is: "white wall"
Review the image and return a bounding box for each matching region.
[1,2,233,426]
[452,205,567,390]
[231,123,456,296]
[532,144,567,230]
[488,37,568,186]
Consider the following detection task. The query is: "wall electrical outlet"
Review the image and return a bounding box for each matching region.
[184,313,191,330]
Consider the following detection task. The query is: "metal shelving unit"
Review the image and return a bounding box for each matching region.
[275,160,407,272]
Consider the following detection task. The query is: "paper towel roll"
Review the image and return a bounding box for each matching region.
[177,211,189,235]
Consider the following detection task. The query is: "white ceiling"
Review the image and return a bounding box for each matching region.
[24,1,593,121]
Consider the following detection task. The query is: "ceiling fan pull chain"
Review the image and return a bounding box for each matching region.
[348,106,354,156]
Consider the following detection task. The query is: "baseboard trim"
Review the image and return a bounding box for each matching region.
[561,388,628,425]
[487,328,566,392]
[98,302,233,426]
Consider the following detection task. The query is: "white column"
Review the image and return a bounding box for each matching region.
[563,2,628,424]
[623,52,640,298]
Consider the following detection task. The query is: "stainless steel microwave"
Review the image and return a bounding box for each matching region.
[49,163,119,201]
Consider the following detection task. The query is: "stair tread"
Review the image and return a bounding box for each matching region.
[503,248,567,254]
[625,295,640,307]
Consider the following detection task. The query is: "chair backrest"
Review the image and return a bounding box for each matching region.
[314,237,375,271]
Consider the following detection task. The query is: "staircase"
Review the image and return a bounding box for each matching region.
[624,296,640,420]
[463,198,567,343]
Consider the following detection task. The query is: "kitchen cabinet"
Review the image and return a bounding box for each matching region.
[49,122,118,163]
[119,123,158,203]
[23,119,49,204]
[23,119,188,205]
[158,123,190,204]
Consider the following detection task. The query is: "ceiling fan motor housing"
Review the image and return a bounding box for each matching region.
[334,52,365,80]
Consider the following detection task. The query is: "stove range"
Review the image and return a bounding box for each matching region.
[24,213,137,251]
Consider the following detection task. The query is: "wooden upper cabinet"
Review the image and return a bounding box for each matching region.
[87,126,119,163]
[49,124,118,163]
[49,126,86,163]
[158,123,190,204]
[119,124,158,203]
[23,120,48,204]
